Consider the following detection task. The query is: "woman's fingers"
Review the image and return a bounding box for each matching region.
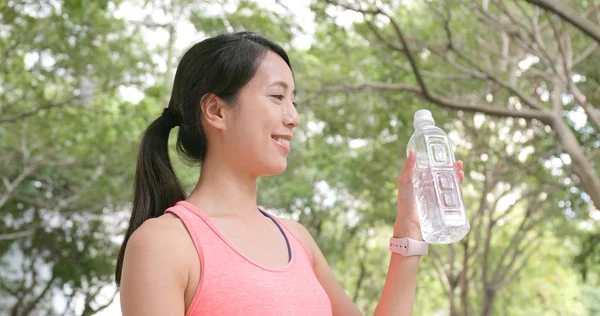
[454,160,463,172]
[455,160,464,183]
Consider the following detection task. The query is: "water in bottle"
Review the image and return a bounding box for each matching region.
[406,109,470,244]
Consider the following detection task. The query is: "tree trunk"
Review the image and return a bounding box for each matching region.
[525,0,600,44]
[551,114,600,208]
[459,240,470,316]
[352,259,367,302]
[449,288,459,316]
[481,288,497,316]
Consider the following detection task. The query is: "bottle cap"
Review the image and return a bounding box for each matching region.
[414,109,435,127]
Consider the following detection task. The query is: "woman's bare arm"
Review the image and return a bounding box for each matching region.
[119,216,194,316]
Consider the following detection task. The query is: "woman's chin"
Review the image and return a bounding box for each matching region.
[261,160,288,176]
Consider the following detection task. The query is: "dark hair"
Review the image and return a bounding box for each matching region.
[115,32,292,285]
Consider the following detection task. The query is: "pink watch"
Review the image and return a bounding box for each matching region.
[389,237,429,256]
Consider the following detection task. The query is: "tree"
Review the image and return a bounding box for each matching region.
[0,0,154,314]
[2,0,598,314]
[423,115,583,315]
[290,0,597,314]
[318,0,600,209]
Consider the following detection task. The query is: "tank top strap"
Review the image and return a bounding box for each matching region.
[163,201,225,264]
[163,201,228,315]
[257,208,315,269]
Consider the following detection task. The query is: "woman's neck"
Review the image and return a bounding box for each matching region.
[186,156,259,218]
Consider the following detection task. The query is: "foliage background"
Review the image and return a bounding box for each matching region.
[1,0,599,315]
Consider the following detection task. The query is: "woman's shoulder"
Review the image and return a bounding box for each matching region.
[119,214,199,313]
[130,213,190,243]
[124,214,196,275]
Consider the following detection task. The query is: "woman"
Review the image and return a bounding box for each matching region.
[116,31,464,316]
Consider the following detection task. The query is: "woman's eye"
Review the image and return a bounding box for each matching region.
[270,94,284,100]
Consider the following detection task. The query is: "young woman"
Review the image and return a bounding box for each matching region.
[116,31,464,316]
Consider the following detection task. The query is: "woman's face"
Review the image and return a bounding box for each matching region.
[221,50,300,177]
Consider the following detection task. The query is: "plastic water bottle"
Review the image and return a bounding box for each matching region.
[406,110,470,244]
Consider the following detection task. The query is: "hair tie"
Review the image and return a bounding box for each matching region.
[161,108,180,129]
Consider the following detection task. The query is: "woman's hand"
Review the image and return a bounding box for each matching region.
[394,149,464,240]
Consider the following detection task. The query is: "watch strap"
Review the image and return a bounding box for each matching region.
[389,237,429,256]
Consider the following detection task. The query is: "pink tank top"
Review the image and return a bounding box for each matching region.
[165,201,333,316]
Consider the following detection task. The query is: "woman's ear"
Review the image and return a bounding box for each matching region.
[200,93,228,131]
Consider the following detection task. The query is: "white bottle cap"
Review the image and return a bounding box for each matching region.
[414,109,435,127]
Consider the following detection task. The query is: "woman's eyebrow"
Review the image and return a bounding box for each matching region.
[270,81,296,95]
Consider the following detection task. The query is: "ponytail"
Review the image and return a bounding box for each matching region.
[115,108,185,285]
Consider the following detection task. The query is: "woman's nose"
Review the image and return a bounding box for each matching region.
[283,102,300,128]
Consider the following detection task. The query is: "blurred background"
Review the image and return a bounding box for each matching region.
[1,0,599,315]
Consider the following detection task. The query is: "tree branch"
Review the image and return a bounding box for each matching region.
[428,247,452,298]
[459,240,470,316]
[0,79,145,123]
[397,62,478,80]
[379,11,430,96]
[490,198,544,283]
[365,20,405,52]
[525,0,600,44]
[473,2,556,74]
[325,0,431,95]
[427,48,488,79]
[323,0,380,15]
[0,97,76,123]
[548,15,570,72]
[494,230,543,287]
[572,42,598,67]
[547,17,570,116]
[0,279,19,296]
[22,275,57,315]
[64,290,78,315]
[0,165,35,209]
[0,229,35,241]
[89,289,119,315]
[352,237,368,302]
[308,82,553,123]
[491,189,542,226]
[466,170,492,259]
[443,19,547,112]
[492,0,533,37]
[552,115,600,207]
[352,256,367,302]
[569,83,600,130]
[481,204,496,287]
[498,240,542,288]
[530,6,556,70]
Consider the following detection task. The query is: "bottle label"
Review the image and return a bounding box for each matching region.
[424,134,465,226]
[424,135,452,167]
[432,169,465,226]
